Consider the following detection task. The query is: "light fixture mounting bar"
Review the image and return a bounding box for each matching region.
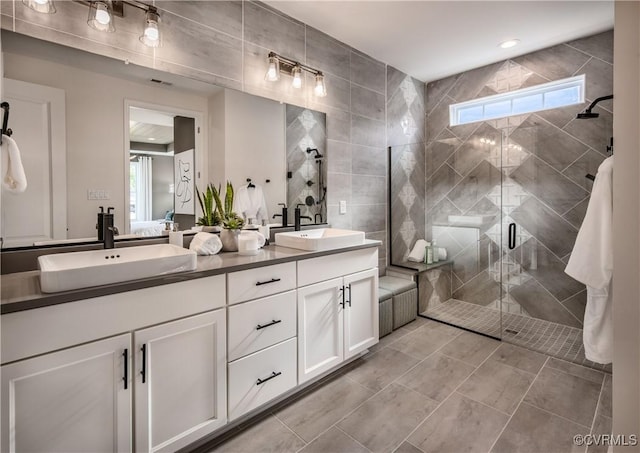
[74,0,156,16]
[268,51,323,77]
[75,0,124,17]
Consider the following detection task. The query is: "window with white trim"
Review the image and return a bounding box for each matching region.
[449,75,585,126]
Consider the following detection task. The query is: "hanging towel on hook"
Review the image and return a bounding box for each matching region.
[1,134,27,193]
[233,183,268,224]
[565,156,613,365]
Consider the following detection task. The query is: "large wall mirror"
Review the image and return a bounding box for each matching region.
[0,30,327,248]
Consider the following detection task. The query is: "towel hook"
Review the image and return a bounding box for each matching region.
[0,102,12,146]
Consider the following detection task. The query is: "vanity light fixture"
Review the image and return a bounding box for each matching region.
[265,54,280,82]
[25,0,162,47]
[265,51,327,97]
[22,0,56,14]
[291,66,303,89]
[314,74,327,97]
[140,7,161,47]
[88,0,116,32]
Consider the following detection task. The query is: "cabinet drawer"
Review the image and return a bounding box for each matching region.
[228,338,297,421]
[298,248,378,287]
[228,291,297,361]
[2,275,226,365]
[227,262,296,304]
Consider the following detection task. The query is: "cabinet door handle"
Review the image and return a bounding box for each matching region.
[508,223,517,250]
[256,319,282,330]
[346,283,352,307]
[122,348,128,390]
[141,344,147,384]
[338,286,345,308]
[256,278,281,286]
[256,371,282,386]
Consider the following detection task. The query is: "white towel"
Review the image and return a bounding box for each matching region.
[189,232,222,255]
[233,184,269,224]
[565,156,614,364]
[1,134,27,193]
[407,239,429,262]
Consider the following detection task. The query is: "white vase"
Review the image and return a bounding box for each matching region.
[220,229,240,252]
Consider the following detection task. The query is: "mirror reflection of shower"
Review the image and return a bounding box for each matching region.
[305,147,327,224]
[285,105,327,226]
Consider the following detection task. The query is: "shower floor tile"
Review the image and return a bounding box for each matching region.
[422,298,611,372]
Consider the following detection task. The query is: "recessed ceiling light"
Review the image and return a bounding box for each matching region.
[148,138,156,141]
[499,39,520,49]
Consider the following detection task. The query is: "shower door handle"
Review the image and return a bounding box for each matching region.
[508,223,516,250]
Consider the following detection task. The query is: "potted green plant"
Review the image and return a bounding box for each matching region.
[196,183,222,232]
[211,181,244,251]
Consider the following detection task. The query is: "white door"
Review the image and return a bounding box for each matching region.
[297,277,344,384]
[344,269,379,359]
[1,334,132,453]
[134,309,226,453]
[1,79,66,247]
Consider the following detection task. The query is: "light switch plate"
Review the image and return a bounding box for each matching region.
[87,189,110,200]
[339,200,347,214]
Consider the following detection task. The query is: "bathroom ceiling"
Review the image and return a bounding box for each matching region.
[266,1,614,82]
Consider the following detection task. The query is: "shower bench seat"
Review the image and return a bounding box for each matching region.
[386,260,454,319]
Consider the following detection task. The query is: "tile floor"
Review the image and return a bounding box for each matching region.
[207,318,612,453]
[424,298,611,372]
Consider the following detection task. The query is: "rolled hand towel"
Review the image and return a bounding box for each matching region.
[1,134,27,193]
[438,247,447,261]
[407,239,430,262]
[189,232,222,255]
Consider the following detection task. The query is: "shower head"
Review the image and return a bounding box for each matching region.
[576,111,600,119]
[576,94,613,119]
[306,147,323,159]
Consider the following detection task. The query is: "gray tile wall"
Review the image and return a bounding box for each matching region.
[387,66,426,263]
[0,0,427,274]
[424,30,613,328]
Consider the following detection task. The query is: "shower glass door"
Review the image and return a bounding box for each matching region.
[418,120,505,339]
[498,112,611,369]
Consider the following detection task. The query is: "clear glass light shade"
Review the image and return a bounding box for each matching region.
[314,73,327,97]
[265,56,280,82]
[88,1,115,32]
[140,10,161,47]
[22,0,56,14]
[291,66,302,89]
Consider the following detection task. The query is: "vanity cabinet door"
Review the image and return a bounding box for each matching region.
[344,268,379,359]
[297,278,344,384]
[1,334,132,453]
[134,309,226,453]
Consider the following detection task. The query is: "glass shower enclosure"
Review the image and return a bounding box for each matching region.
[390,108,612,370]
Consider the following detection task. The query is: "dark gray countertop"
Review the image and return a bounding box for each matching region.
[1,241,380,314]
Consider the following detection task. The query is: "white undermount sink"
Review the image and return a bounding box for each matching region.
[38,244,197,293]
[274,228,366,251]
